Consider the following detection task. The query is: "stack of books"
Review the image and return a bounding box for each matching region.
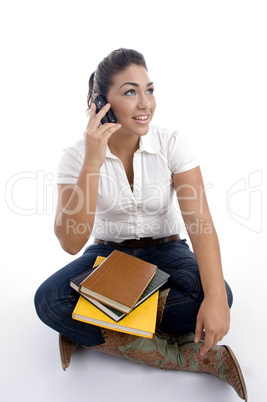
[70,250,170,338]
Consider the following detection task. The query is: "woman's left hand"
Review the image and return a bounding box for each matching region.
[194,295,230,355]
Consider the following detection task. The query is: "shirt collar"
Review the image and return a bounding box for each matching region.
[106,127,160,159]
[106,145,117,159]
[139,127,160,154]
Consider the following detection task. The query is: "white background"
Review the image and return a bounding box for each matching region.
[1,1,266,401]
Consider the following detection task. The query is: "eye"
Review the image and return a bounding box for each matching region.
[124,89,136,96]
[146,87,154,95]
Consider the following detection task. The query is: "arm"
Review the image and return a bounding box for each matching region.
[54,103,121,255]
[173,166,230,355]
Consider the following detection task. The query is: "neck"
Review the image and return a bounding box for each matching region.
[108,132,140,156]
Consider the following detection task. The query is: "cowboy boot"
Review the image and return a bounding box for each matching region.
[88,329,247,401]
[59,333,79,371]
[59,289,248,400]
[86,290,247,401]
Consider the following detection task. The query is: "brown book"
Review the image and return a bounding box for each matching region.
[78,250,157,314]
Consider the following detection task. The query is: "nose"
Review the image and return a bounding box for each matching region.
[137,94,151,109]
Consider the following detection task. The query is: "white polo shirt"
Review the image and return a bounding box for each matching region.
[57,125,199,242]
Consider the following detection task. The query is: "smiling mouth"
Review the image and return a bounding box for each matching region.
[132,115,149,121]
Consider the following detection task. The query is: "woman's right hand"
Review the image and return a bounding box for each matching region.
[83,102,121,170]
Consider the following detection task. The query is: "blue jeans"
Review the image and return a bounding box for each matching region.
[34,240,233,347]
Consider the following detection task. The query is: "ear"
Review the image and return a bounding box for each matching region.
[93,92,99,99]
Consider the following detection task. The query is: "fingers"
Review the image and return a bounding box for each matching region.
[86,102,97,129]
[99,122,122,140]
[86,102,112,132]
[198,329,228,356]
[194,318,204,344]
[195,315,228,356]
[199,332,214,356]
[194,298,230,356]
[85,102,121,144]
[85,121,121,141]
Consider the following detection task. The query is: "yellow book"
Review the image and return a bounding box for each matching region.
[72,291,159,339]
[94,256,106,265]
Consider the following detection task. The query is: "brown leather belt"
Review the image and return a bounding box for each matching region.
[94,234,180,248]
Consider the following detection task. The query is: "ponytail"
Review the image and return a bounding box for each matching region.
[87,71,96,110]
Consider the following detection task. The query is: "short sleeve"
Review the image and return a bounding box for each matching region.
[56,142,84,184]
[167,131,199,174]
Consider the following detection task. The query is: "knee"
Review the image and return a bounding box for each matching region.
[34,275,59,324]
[34,281,48,322]
[171,269,203,299]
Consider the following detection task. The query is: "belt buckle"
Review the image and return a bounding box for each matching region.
[127,239,147,248]
[127,240,140,248]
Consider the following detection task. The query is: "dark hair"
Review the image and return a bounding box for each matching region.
[87,48,147,109]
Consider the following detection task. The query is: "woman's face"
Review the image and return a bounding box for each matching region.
[106,64,156,138]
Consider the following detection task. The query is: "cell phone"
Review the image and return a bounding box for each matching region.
[92,94,117,124]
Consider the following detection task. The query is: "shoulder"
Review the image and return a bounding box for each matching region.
[149,125,181,140]
[62,138,85,164]
[148,125,198,174]
[56,138,85,184]
[148,125,185,152]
